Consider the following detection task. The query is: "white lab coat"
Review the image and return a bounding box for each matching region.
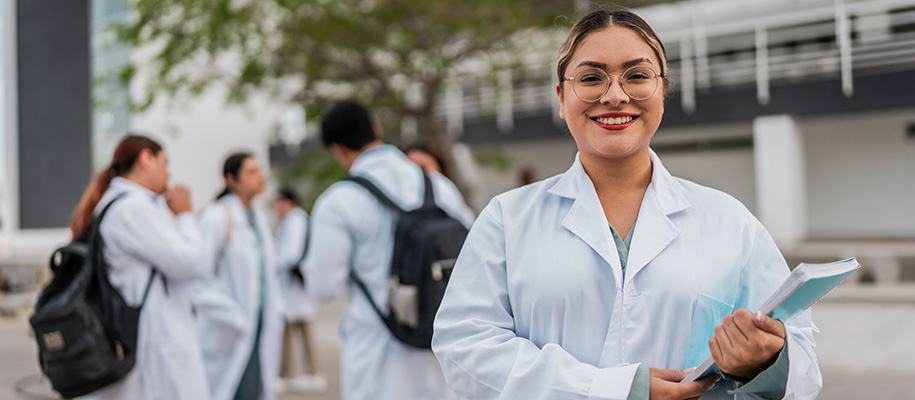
[197,194,285,400]
[80,177,210,400]
[432,151,822,400]
[275,207,316,321]
[303,145,475,400]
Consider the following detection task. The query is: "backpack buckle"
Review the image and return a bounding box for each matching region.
[431,259,456,282]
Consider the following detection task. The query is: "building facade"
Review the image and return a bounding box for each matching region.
[1,0,283,278]
[440,0,915,280]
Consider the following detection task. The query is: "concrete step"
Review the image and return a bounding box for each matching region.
[0,259,46,293]
[820,283,915,304]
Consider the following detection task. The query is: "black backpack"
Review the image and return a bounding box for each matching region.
[345,173,468,348]
[29,195,157,398]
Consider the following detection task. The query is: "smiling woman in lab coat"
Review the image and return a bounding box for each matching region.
[432,9,822,400]
[70,135,210,399]
[197,153,284,400]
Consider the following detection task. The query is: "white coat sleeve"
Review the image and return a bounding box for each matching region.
[432,201,639,400]
[105,198,207,282]
[303,190,353,302]
[276,211,307,272]
[732,219,822,399]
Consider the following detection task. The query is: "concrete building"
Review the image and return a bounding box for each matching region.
[0,0,284,288]
[434,0,915,282]
[3,0,914,288]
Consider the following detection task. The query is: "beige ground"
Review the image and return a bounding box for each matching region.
[3,285,915,400]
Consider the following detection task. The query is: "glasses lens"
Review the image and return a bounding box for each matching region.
[622,66,658,100]
[572,68,609,102]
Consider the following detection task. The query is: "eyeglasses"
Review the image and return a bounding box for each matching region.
[562,65,662,102]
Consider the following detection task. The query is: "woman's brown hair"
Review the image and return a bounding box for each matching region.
[69,135,163,239]
[404,141,451,179]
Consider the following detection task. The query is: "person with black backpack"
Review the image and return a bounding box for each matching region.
[51,135,210,399]
[301,101,475,400]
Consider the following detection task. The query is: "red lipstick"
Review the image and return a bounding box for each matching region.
[590,113,638,131]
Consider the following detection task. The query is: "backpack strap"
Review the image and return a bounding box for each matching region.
[138,269,158,309]
[92,194,165,304]
[349,270,399,332]
[343,176,406,214]
[212,201,233,275]
[296,213,311,266]
[87,193,128,248]
[420,172,436,210]
[288,213,311,287]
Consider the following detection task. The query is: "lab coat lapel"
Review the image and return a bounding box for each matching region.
[549,156,624,290]
[626,150,691,282]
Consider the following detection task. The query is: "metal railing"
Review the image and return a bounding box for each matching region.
[435,0,915,136]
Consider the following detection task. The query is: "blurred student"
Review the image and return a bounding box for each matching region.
[303,101,475,400]
[405,141,450,178]
[197,153,285,400]
[273,188,327,393]
[72,135,210,399]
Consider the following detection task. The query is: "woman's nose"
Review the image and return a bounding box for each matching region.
[599,77,629,106]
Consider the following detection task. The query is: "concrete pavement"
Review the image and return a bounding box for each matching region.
[2,284,915,399]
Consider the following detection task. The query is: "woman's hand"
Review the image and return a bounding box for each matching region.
[709,309,785,380]
[648,368,718,400]
[166,185,193,215]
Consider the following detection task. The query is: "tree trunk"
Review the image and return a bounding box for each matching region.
[416,112,471,197]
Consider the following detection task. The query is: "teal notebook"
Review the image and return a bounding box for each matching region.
[681,258,861,383]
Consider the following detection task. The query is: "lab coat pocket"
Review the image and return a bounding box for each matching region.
[687,293,733,369]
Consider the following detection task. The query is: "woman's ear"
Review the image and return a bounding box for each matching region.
[137,148,156,171]
[555,83,566,120]
[224,174,238,191]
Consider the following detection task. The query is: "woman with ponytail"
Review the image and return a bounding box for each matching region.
[75,135,211,399]
[196,152,284,400]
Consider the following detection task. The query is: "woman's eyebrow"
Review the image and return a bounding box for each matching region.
[622,58,653,69]
[574,58,654,71]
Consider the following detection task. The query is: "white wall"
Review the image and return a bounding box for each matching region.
[802,107,915,239]
[465,124,759,216]
[131,89,283,215]
[464,106,915,242]
[655,149,757,213]
[653,122,757,213]
[466,138,578,211]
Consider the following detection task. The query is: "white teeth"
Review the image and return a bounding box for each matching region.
[596,116,633,125]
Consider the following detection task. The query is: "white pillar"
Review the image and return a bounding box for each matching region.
[835,0,854,98]
[445,82,463,136]
[755,23,770,106]
[2,0,20,244]
[679,36,696,114]
[753,115,807,245]
[497,69,513,134]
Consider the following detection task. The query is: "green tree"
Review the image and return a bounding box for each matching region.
[116,0,578,188]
